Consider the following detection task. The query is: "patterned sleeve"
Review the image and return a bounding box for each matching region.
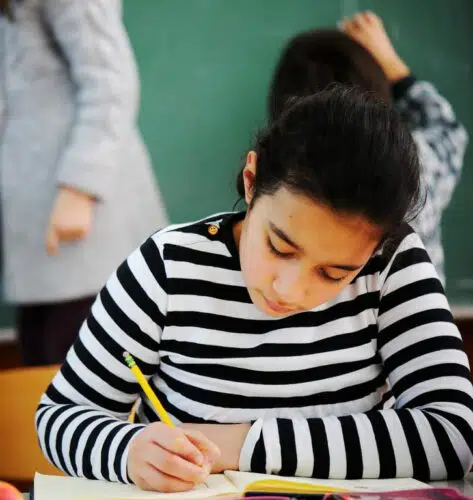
[239,231,473,480]
[35,236,167,483]
[393,76,468,241]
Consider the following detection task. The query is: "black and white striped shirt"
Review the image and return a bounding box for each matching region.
[36,212,473,483]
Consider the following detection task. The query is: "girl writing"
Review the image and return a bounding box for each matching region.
[37,86,473,492]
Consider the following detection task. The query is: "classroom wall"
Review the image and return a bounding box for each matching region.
[1,0,472,329]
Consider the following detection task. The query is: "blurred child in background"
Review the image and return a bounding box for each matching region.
[269,11,468,286]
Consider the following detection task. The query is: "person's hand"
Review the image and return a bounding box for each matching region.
[45,186,95,256]
[180,423,250,473]
[340,11,410,82]
[127,422,221,492]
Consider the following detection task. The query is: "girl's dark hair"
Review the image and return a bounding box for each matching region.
[237,85,421,240]
[268,29,391,122]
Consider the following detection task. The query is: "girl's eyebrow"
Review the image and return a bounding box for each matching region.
[268,221,363,271]
[269,221,302,251]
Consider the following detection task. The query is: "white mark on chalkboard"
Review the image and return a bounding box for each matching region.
[455,278,473,290]
[392,23,401,41]
[459,63,472,75]
[341,0,359,18]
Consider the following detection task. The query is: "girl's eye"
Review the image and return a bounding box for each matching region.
[267,235,349,282]
[267,236,293,258]
[318,268,347,283]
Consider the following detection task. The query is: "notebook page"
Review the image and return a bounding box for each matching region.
[34,472,237,500]
[224,471,429,493]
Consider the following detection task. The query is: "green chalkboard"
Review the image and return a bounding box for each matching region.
[1,0,472,330]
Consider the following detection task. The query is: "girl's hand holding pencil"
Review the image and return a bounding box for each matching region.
[127,421,221,492]
[123,352,221,492]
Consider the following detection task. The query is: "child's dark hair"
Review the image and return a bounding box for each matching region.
[268,29,391,122]
[237,86,421,240]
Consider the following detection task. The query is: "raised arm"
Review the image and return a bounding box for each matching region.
[342,11,468,242]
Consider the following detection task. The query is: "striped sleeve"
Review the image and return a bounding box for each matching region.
[35,235,167,483]
[239,232,473,480]
[394,77,468,242]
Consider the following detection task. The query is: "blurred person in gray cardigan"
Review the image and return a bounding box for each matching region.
[0,0,169,365]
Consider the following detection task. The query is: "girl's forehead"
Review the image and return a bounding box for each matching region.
[256,188,382,263]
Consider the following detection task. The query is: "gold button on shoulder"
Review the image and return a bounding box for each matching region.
[208,224,219,236]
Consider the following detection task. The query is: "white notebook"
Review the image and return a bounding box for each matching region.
[34,471,428,500]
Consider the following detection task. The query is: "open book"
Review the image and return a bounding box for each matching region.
[34,471,429,499]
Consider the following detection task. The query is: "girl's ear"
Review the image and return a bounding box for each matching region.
[243,151,257,205]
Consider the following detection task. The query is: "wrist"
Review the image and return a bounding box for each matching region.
[207,423,250,472]
[380,56,411,83]
[225,423,250,470]
[58,184,96,202]
[180,422,250,472]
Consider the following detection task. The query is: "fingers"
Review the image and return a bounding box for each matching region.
[45,225,59,256]
[340,10,381,34]
[133,462,196,493]
[142,442,209,484]
[363,11,376,24]
[45,187,94,253]
[184,428,221,466]
[338,17,347,31]
[352,12,365,30]
[149,423,205,466]
[364,10,383,26]
[57,223,89,241]
[127,423,214,492]
[342,12,365,33]
[45,223,89,256]
[339,16,357,35]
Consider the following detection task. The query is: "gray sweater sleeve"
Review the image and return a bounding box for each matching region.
[43,0,142,200]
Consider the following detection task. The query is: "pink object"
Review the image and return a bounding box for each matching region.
[338,488,472,500]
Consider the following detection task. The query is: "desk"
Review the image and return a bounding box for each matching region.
[22,475,473,499]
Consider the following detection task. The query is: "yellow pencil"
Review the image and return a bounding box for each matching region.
[123,351,175,427]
